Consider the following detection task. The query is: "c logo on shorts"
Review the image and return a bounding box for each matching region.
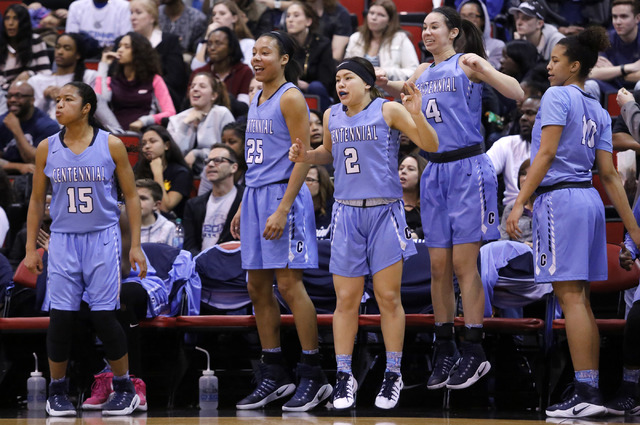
[488,212,496,225]
[404,227,412,239]
[296,241,304,253]
[540,253,547,267]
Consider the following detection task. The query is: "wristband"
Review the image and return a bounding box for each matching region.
[621,64,628,76]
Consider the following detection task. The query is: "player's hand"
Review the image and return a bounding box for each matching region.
[628,227,640,256]
[24,249,43,275]
[400,82,423,116]
[617,87,635,108]
[288,138,308,163]
[37,229,50,251]
[130,245,147,278]
[619,242,634,271]
[461,53,488,75]
[263,209,287,240]
[506,202,524,240]
[230,205,241,239]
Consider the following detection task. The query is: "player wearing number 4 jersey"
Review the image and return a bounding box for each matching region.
[507,27,640,418]
[24,82,147,417]
[381,6,524,392]
[289,57,438,410]
[231,31,331,412]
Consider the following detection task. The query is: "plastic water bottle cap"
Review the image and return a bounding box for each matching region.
[30,371,43,377]
[202,370,215,376]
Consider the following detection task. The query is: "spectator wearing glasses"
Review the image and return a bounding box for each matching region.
[0,80,59,174]
[183,144,243,256]
[457,0,505,69]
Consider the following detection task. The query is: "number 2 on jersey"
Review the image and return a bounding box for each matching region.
[246,138,264,164]
[67,187,94,213]
[344,147,360,174]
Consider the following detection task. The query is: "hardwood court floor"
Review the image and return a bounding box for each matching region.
[2,409,640,425]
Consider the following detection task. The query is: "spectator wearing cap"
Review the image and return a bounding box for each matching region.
[585,0,640,103]
[509,0,564,61]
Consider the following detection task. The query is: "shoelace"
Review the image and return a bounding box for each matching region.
[290,377,316,401]
[90,375,112,398]
[379,375,399,399]
[50,394,74,409]
[252,377,278,398]
[334,374,351,399]
[433,353,457,374]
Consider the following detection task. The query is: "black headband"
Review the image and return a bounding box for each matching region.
[336,59,376,87]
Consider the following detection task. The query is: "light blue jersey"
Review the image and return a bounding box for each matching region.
[44,128,119,233]
[532,85,612,186]
[329,97,402,200]
[414,53,483,153]
[244,82,306,187]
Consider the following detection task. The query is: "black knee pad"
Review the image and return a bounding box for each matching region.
[90,310,128,361]
[47,309,77,362]
[624,301,640,366]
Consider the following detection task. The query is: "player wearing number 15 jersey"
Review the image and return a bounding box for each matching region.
[24,82,146,417]
[381,7,524,392]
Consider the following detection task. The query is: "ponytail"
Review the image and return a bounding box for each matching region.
[432,6,486,58]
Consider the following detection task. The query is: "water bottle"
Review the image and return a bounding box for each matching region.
[173,218,184,249]
[27,353,46,411]
[196,346,218,410]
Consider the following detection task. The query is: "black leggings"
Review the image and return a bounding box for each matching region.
[116,282,149,375]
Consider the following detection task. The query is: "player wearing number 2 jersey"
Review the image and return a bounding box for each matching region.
[24,82,147,417]
[381,6,524,391]
[507,28,640,418]
[289,57,438,409]
[231,31,330,413]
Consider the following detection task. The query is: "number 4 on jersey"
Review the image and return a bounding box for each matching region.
[425,99,443,123]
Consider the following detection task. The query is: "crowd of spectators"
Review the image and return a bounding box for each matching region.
[0,0,639,414]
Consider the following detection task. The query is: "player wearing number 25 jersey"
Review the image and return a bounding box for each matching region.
[242,81,317,270]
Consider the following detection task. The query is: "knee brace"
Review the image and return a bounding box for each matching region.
[47,309,77,362]
[90,310,128,361]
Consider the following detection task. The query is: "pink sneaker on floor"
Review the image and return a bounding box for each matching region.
[132,377,147,412]
[82,371,114,410]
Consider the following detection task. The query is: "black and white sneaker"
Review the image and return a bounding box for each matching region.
[427,340,459,390]
[333,372,357,410]
[604,380,640,416]
[282,363,332,412]
[546,381,607,418]
[446,341,490,389]
[375,372,403,409]
[46,379,76,417]
[236,362,296,410]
